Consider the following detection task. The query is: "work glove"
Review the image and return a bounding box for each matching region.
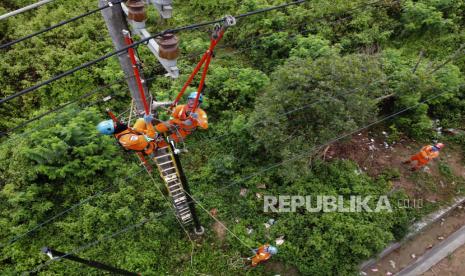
[144,114,153,124]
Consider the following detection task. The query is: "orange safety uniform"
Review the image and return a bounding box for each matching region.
[115,118,157,155]
[408,145,440,169]
[251,244,272,267]
[155,104,208,146]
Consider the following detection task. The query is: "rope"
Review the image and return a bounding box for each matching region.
[180,188,254,252]
[0,2,121,50]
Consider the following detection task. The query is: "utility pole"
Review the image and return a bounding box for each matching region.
[41,247,139,275]
[99,0,150,114]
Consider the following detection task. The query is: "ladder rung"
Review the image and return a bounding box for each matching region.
[162,167,176,173]
[170,187,183,194]
[156,153,171,159]
[181,214,192,221]
[158,160,173,166]
[167,179,179,186]
[174,196,187,204]
[164,173,177,181]
[178,208,191,216]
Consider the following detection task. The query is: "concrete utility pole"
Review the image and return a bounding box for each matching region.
[99,0,150,114]
[41,247,139,275]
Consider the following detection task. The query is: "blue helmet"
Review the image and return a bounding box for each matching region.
[188,92,203,103]
[267,245,278,255]
[97,120,115,135]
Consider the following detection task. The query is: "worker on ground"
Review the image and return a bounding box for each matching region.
[403,143,445,171]
[155,92,208,146]
[249,244,278,267]
[97,114,157,156]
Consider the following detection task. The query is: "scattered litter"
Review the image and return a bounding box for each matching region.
[264,223,271,229]
[438,236,444,240]
[371,268,378,272]
[458,205,463,209]
[389,260,396,269]
[427,244,433,249]
[411,254,416,259]
[360,272,367,276]
[240,188,248,197]
[256,193,262,199]
[276,236,285,245]
[247,227,253,235]
[370,138,375,143]
[235,218,240,223]
[256,183,267,189]
[358,133,363,136]
[383,142,389,149]
[386,272,392,276]
[369,145,377,151]
[382,131,388,136]
[268,219,276,226]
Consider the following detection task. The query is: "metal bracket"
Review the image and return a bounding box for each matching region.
[223,15,236,27]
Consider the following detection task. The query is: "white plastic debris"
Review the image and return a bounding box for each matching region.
[438,236,444,240]
[389,260,396,269]
[382,131,388,136]
[257,183,266,189]
[240,188,248,197]
[371,268,378,272]
[256,193,262,199]
[411,254,416,259]
[386,272,393,276]
[360,272,367,276]
[276,236,285,245]
[264,223,271,229]
[247,227,253,235]
[268,219,276,226]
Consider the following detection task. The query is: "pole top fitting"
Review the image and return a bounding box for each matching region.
[122,29,130,36]
[223,15,236,27]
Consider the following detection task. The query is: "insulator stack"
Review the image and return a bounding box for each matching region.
[156,33,179,60]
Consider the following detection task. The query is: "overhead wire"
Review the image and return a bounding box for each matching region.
[10,1,465,272]
[0,0,55,21]
[0,0,306,105]
[0,1,121,50]
[0,0,407,137]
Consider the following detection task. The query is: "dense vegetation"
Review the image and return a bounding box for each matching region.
[1,0,464,275]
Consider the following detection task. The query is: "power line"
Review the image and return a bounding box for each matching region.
[1,168,145,248]
[25,213,162,275]
[0,2,120,50]
[24,81,464,275]
[0,0,55,21]
[0,76,129,137]
[0,0,306,105]
[19,55,464,275]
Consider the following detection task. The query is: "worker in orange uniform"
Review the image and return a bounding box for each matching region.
[155,92,208,147]
[97,114,158,156]
[403,143,445,171]
[249,244,278,267]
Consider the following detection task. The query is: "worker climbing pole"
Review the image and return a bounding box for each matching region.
[98,0,237,234]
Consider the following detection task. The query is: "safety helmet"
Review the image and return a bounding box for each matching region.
[187,92,203,103]
[97,120,115,135]
[435,143,445,149]
[267,245,278,255]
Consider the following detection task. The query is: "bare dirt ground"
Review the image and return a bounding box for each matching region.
[423,243,465,276]
[361,203,465,275]
[327,130,465,275]
[326,131,465,201]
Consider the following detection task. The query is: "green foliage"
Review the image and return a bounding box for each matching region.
[1,0,465,275]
